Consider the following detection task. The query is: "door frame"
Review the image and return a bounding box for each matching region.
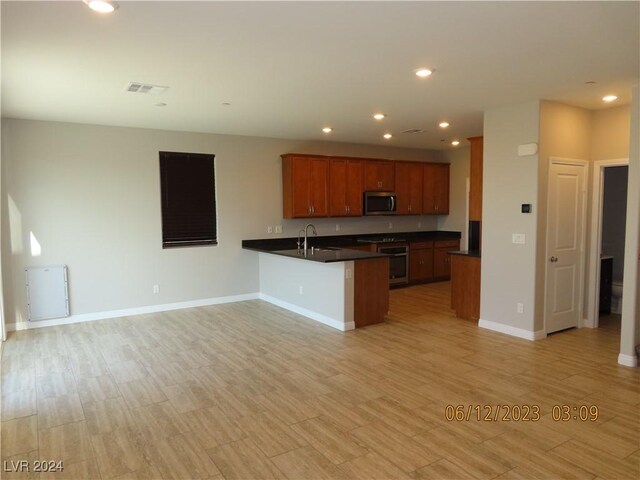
[585,158,629,328]
[544,157,589,334]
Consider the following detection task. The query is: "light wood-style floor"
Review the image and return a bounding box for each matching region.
[1,282,639,479]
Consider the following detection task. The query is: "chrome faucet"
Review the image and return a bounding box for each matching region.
[303,223,317,255]
[297,229,306,251]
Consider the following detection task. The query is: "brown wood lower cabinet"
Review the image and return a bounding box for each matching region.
[409,243,434,282]
[410,239,459,283]
[434,240,459,280]
[354,257,389,327]
[450,254,481,322]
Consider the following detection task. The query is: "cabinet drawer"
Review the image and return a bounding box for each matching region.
[435,240,459,248]
[410,241,433,250]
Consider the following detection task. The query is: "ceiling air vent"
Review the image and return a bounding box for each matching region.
[401,128,425,134]
[125,82,169,95]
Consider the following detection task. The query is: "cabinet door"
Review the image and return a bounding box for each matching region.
[290,156,312,217]
[396,162,423,215]
[423,163,450,215]
[309,157,328,217]
[379,161,395,191]
[409,249,424,282]
[433,248,451,279]
[434,163,450,214]
[329,159,348,217]
[364,161,395,191]
[434,240,459,279]
[409,246,434,282]
[364,161,381,190]
[345,160,363,216]
[422,164,438,214]
[330,159,362,216]
[468,136,483,221]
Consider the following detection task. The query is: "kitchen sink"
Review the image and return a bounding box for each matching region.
[310,246,341,252]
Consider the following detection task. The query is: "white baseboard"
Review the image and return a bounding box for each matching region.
[478,318,547,341]
[259,293,354,332]
[617,353,638,367]
[7,293,260,332]
[581,317,596,329]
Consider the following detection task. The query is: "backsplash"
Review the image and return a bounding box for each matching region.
[280,215,439,237]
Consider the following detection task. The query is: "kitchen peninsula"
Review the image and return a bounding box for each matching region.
[242,230,460,331]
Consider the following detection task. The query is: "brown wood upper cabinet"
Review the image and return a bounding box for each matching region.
[282,154,329,218]
[395,162,423,215]
[468,136,483,221]
[423,163,450,214]
[364,160,395,191]
[329,158,363,217]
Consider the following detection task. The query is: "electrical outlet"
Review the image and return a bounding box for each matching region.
[388,222,393,229]
[335,224,340,232]
[298,285,303,295]
[274,225,282,234]
[417,221,422,228]
[345,268,352,279]
[153,285,160,294]
[517,302,524,314]
[267,226,273,234]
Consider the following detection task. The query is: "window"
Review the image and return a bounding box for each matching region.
[159,151,217,248]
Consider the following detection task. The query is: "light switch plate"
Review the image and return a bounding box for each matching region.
[512,233,526,244]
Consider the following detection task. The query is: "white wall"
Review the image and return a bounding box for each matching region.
[620,83,640,366]
[259,253,354,331]
[480,101,540,336]
[1,118,447,329]
[537,102,592,332]
[438,145,470,249]
[602,166,628,282]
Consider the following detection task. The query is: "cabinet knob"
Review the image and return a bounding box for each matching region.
[550,256,558,263]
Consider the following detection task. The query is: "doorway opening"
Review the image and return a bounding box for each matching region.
[587,159,629,329]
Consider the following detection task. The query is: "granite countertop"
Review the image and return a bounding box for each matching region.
[448,250,481,258]
[246,247,389,263]
[242,230,462,264]
[243,230,461,251]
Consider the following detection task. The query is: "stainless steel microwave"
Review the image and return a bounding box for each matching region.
[363,191,397,215]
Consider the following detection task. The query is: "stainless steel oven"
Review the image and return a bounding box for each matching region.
[377,244,409,285]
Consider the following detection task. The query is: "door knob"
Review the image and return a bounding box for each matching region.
[550,256,558,262]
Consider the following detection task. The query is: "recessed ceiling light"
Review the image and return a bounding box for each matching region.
[83,0,118,13]
[373,113,386,120]
[439,121,450,128]
[322,127,333,134]
[383,133,393,140]
[602,95,618,102]
[415,68,433,78]
[451,140,460,146]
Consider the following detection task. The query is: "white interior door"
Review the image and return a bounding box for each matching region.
[545,160,587,334]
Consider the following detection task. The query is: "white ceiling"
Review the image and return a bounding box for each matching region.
[2,1,638,150]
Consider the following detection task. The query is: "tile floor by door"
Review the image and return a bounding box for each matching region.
[1,282,638,479]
